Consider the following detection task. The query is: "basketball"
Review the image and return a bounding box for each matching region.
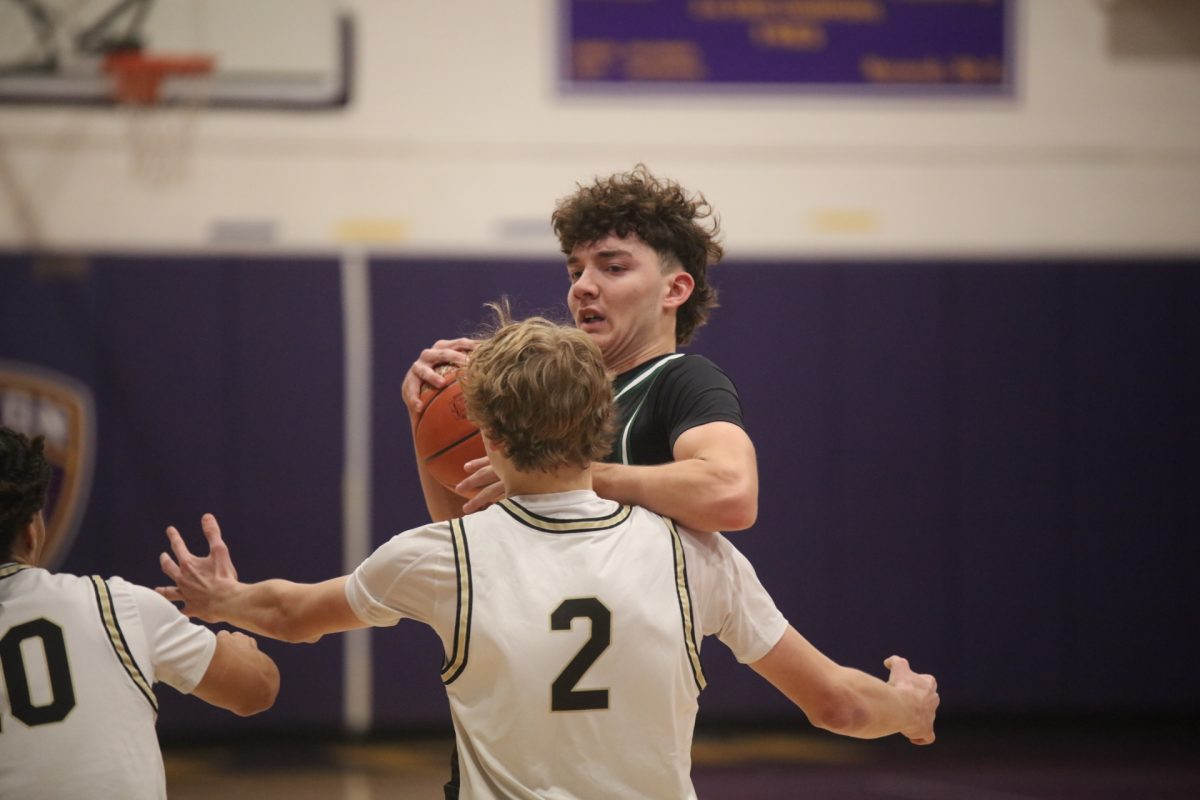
[414,366,486,497]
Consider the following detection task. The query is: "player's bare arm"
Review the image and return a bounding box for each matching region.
[190,630,280,716]
[750,627,939,745]
[158,513,366,644]
[591,421,758,532]
[414,456,474,522]
[402,337,482,520]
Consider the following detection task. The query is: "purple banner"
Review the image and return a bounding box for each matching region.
[563,0,1013,95]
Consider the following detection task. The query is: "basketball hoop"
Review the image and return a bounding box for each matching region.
[103,51,215,105]
[102,50,215,186]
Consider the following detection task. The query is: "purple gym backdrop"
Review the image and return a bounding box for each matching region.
[2,252,1197,740]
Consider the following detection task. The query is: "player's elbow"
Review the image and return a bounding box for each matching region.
[719,492,757,531]
[229,659,280,717]
[806,681,871,738]
[275,618,319,645]
[266,602,321,645]
[708,473,757,531]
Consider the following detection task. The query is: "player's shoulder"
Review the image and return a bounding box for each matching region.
[626,503,672,529]
[369,510,454,537]
[396,518,457,540]
[96,574,194,630]
[662,352,736,385]
[14,566,93,594]
[666,352,723,371]
[368,519,457,564]
[102,574,167,604]
[630,508,728,549]
[2,569,157,614]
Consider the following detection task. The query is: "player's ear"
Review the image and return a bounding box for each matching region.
[663,270,694,310]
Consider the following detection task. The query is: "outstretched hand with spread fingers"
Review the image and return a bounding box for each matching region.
[157,513,239,624]
[885,655,940,745]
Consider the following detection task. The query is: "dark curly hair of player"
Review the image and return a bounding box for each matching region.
[551,164,724,346]
[0,426,51,560]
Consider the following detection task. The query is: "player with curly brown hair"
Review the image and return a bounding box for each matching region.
[551,163,722,348]
[403,166,758,538]
[403,167,761,798]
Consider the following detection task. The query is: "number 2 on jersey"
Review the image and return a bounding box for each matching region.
[550,598,610,712]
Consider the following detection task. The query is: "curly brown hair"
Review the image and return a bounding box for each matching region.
[551,164,723,346]
[1,426,51,559]
[459,315,615,474]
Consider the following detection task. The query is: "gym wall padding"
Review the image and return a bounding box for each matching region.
[3,253,1197,736]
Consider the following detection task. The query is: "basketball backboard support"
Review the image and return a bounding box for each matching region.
[0,0,352,109]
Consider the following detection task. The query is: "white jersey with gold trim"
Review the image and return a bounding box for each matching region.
[347,490,788,799]
[0,563,216,800]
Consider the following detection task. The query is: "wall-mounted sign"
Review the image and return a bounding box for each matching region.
[562,0,1013,96]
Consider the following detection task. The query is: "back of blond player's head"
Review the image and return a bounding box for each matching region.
[460,313,615,473]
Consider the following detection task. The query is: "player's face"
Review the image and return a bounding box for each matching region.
[567,234,679,372]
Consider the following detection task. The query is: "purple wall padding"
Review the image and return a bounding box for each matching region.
[1,253,346,736]
[3,252,1198,736]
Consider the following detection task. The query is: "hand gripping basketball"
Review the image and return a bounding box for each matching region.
[413,366,486,497]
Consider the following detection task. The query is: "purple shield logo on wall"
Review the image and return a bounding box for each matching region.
[0,362,95,568]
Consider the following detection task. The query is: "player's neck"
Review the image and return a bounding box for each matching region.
[605,333,677,375]
[486,440,594,496]
[501,466,593,497]
[7,521,41,566]
[598,309,679,375]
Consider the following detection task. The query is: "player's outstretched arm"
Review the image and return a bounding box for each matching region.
[157,513,366,644]
[750,626,939,744]
[191,630,280,716]
[592,421,758,532]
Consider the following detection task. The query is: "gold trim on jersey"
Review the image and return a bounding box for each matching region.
[0,562,32,580]
[666,518,706,692]
[441,517,473,685]
[89,575,158,712]
[497,498,632,533]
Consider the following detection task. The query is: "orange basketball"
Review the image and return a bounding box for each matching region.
[414,367,486,497]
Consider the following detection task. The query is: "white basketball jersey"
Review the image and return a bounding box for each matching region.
[0,564,216,800]
[347,490,788,799]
